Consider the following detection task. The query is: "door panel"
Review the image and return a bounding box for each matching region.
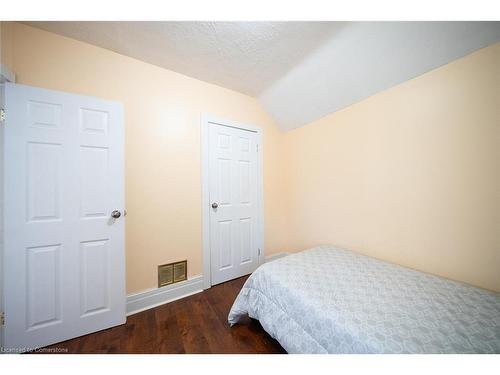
[218,221,233,270]
[28,100,62,129]
[79,239,110,317]
[27,142,62,222]
[80,146,109,218]
[26,244,62,330]
[208,123,261,285]
[239,218,252,264]
[3,83,125,351]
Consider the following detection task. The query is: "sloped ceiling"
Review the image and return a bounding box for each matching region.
[24,21,341,96]
[260,22,500,130]
[25,21,500,130]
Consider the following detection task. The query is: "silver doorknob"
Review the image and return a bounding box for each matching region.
[211,202,218,209]
[111,210,121,219]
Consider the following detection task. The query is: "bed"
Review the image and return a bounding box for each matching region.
[228,245,500,353]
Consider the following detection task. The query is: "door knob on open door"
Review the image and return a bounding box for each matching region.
[111,210,122,219]
[211,202,218,209]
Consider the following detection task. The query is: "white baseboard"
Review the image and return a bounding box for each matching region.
[126,254,288,317]
[126,275,204,316]
[265,252,290,263]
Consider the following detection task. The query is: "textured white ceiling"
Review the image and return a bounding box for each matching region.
[260,21,500,130]
[24,21,341,96]
[25,21,500,130]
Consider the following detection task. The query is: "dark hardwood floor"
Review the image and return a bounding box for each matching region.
[37,275,286,354]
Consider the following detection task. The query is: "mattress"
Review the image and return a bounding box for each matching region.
[228,245,500,353]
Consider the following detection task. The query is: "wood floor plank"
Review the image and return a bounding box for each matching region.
[34,275,284,354]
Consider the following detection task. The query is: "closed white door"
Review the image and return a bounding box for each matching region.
[208,122,262,285]
[3,83,125,351]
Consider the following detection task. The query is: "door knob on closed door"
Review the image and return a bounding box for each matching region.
[211,202,218,209]
[111,210,121,219]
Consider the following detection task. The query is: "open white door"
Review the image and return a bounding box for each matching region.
[3,83,125,351]
[207,120,263,285]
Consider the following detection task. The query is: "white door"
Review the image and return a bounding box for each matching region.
[3,83,125,351]
[208,122,262,285]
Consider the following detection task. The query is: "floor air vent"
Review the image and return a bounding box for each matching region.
[173,260,187,283]
[158,260,187,288]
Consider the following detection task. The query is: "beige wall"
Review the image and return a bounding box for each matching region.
[284,42,500,292]
[0,22,14,69]
[2,22,288,294]
[2,22,499,294]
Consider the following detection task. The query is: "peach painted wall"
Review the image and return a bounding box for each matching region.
[2,22,499,294]
[1,22,288,294]
[0,22,14,69]
[283,42,500,292]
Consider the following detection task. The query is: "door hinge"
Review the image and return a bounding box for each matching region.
[1,312,4,326]
[256,144,259,152]
[0,109,5,123]
[258,248,261,256]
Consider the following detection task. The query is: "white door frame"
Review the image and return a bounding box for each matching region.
[0,65,15,350]
[201,114,264,290]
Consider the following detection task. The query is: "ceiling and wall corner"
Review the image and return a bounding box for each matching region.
[282,41,500,292]
[23,21,500,131]
[259,21,500,130]
[23,21,343,96]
